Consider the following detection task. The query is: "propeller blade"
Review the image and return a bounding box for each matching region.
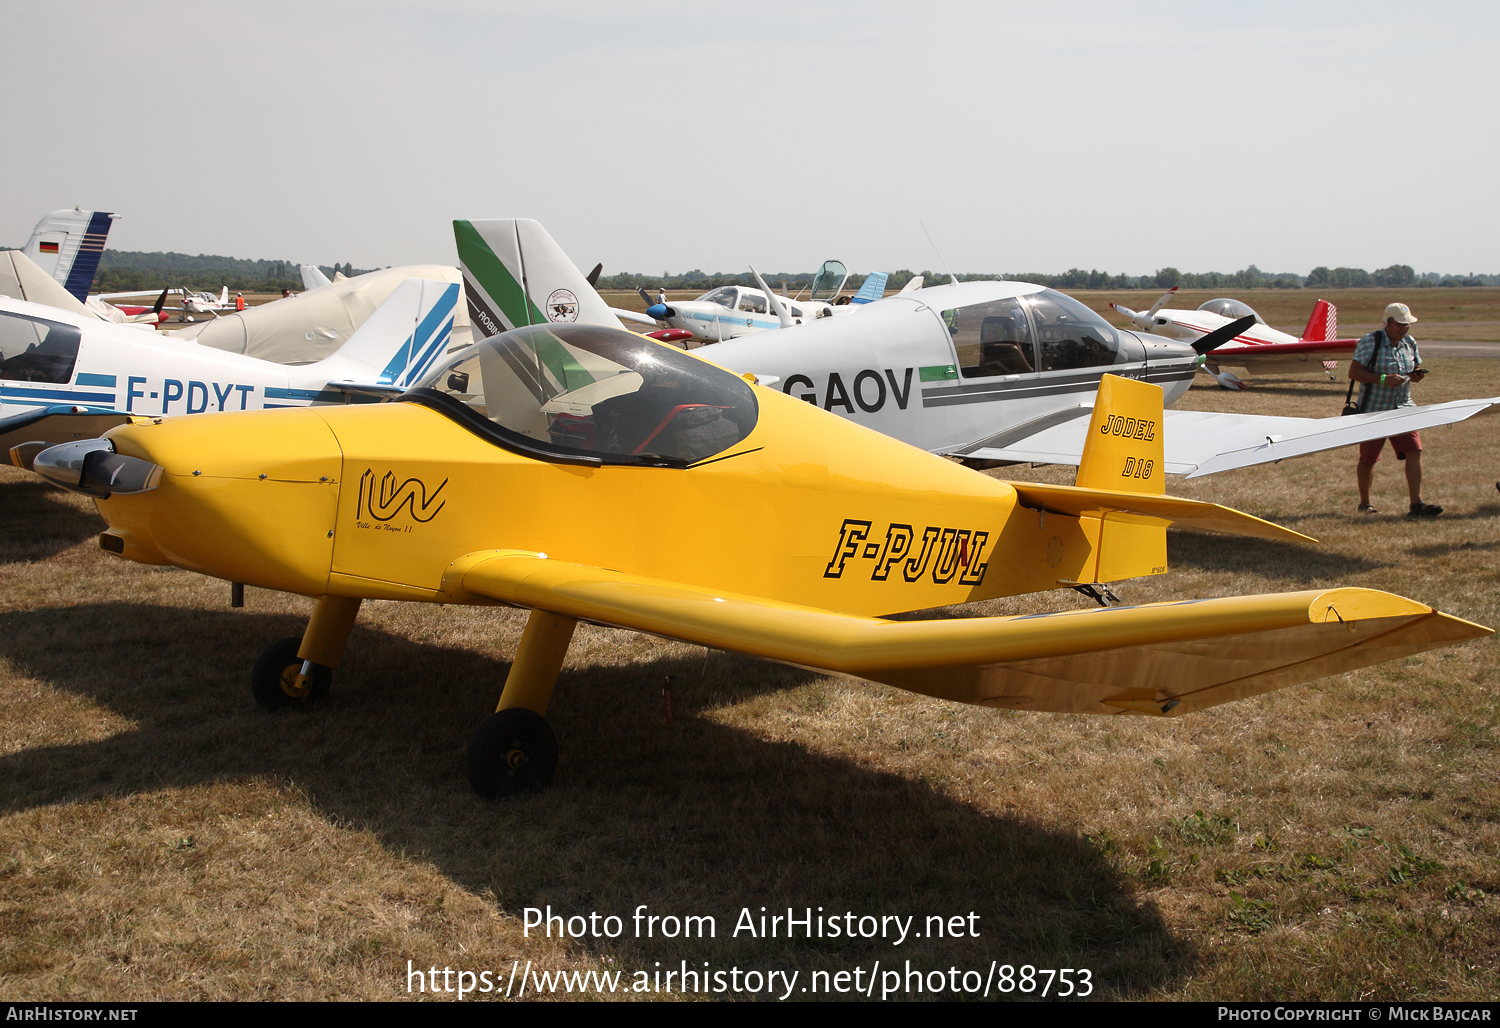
[1144,286,1178,319]
[636,286,654,305]
[152,288,169,315]
[1109,302,1151,328]
[586,263,602,288]
[1192,314,1258,355]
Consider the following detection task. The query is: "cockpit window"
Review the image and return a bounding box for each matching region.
[699,287,737,308]
[738,292,768,314]
[1025,290,1124,372]
[0,311,82,384]
[417,324,758,466]
[942,298,1036,378]
[1198,298,1265,324]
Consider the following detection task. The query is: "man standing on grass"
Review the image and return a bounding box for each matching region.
[1350,302,1440,516]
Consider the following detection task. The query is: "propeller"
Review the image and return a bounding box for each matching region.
[586,263,602,288]
[638,286,674,321]
[1192,314,1258,355]
[1109,286,1179,329]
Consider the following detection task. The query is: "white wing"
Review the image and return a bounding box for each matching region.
[947,398,1500,478]
[610,307,659,326]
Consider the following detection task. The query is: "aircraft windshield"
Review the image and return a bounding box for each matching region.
[418,324,758,465]
[810,260,848,302]
[1025,290,1126,372]
[698,287,737,308]
[0,311,82,384]
[1198,298,1266,324]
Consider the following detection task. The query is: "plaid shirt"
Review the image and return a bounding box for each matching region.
[1353,330,1421,412]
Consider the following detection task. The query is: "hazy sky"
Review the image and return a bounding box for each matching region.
[4,1,1496,276]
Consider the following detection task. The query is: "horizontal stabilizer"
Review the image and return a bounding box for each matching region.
[448,552,1490,716]
[950,398,1500,478]
[611,306,658,326]
[1210,337,1357,368]
[1008,482,1313,543]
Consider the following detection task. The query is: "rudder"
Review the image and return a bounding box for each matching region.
[23,209,115,302]
[317,278,459,388]
[1073,374,1167,584]
[453,219,617,340]
[852,271,889,304]
[1300,299,1337,342]
[1075,374,1165,494]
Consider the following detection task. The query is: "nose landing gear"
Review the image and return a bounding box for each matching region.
[249,595,363,710]
[251,637,332,709]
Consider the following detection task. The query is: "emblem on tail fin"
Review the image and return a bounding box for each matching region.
[547,289,579,323]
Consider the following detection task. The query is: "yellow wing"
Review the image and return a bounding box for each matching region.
[448,551,1490,717]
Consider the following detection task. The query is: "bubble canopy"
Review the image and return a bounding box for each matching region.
[1197,298,1265,325]
[411,324,759,467]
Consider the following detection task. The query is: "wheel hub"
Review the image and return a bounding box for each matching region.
[504,743,530,775]
[279,664,312,699]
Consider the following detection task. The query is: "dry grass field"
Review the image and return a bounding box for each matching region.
[2,346,1497,1000]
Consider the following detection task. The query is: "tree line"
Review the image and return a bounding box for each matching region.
[601,264,1496,293]
[25,247,1493,295]
[90,251,375,293]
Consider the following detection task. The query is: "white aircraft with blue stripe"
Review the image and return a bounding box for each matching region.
[613,261,893,345]
[0,278,459,458]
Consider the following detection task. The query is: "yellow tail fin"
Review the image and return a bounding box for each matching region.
[1075,374,1165,495]
[1074,375,1167,582]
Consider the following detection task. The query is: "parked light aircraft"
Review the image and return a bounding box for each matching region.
[681,280,1499,478]
[0,279,458,459]
[1112,288,1357,389]
[87,288,172,326]
[24,319,1489,796]
[168,285,244,320]
[612,262,892,344]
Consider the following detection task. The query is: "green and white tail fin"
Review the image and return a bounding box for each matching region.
[452,219,617,339]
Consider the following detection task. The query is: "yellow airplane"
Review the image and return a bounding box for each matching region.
[19,323,1490,796]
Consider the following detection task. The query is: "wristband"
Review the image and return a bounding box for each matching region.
[1380,374,1387,385]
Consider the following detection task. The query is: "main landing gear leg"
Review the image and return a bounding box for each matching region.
[467,610,577,798]
[250,596,363,710]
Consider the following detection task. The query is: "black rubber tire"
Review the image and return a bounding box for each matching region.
[466,708,558,798]
[250,637,332,710]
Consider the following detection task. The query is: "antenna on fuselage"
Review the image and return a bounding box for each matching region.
[919,222,958,286]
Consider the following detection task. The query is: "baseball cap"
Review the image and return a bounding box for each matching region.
[1384,303,1418,324]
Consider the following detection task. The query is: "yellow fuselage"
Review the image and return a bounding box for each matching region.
[97,387,1117,616]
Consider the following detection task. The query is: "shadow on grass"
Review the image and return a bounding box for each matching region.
[0,481,106,564]
[1166,532,1388,582]
[0,603,1193,998]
